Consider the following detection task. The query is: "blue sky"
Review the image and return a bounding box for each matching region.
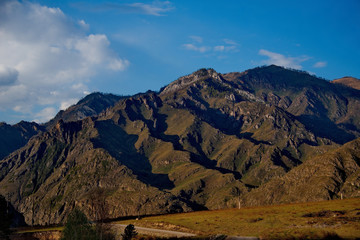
[0,0,359,123]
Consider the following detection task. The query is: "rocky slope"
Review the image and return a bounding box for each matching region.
[223,65,360,143]
[244,137,360,206]
[0,119,192,225]
[0,65,359,225]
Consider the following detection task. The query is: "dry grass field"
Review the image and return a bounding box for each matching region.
[118,198,360,239]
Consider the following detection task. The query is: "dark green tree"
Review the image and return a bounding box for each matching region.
[0,195,12,240]
[121,224,137,240]
[61,208,96,240]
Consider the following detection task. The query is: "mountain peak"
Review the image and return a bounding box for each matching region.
[160,68,222,95]
[45,92,122,129]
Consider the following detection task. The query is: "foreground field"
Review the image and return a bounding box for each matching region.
[118,198,360,239]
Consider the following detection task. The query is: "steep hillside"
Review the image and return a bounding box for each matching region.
[223,65,360,143]
[244,137,360,206]
[332,76,360,90]
[0,66,359,226]
[0,121,43,160]
[0,92,122,161]
[0,119,191,225]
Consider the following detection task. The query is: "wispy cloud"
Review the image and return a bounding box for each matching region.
[214,46,225,52]
[33,107,57,123]
[259,49,310,69]
[183,44,209,53]
[183,38,238,54]
[313,61,327,68]
[189,36,203,43]
[0,0,129,122]
[96,1,174,16]
[223,39,238,46]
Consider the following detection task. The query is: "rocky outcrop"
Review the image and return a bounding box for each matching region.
[160,68,222,95]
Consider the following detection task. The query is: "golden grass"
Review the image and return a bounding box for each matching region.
[16,226,63,234]
[117,198,360,239]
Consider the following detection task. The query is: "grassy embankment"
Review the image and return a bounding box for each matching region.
[117,198,360,240]
[14,198,360,239]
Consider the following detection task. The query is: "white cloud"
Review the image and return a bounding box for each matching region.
[108,58,130,71]
[313,61,327,68]
[183,44,209,53]
[128,2,173,16]
[33,107,57,123]
[259,49,310,69]
[184,37,239,55]
[182,36,238,54]
[78,19,89,30]
[223,39,238,46]
[60,98,78,110]
[0,0,129,123]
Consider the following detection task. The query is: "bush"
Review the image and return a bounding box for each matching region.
[122,224,138,240]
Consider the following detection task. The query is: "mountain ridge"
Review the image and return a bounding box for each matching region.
[0,65,359,226]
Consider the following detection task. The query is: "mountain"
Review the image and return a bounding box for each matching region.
[244,137,360,206]
[222,65,360,143]
[0,65,359,225]
[0,121,43,160]
[332,76,360,90]
[0,93,122,161]
[0,119,192,225]
[45,92,123,129]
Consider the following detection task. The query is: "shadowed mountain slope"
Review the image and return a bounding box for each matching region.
[0,121,43,160]
[244,137,360,206]
[0,66,359,225]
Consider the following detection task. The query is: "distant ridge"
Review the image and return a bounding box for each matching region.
[332,76,360,90]
[45,92,123,129]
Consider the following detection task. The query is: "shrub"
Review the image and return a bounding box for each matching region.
[122,224,138,240]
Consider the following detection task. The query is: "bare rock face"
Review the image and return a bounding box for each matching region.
[0,65,359,225]
[160,68,222,95]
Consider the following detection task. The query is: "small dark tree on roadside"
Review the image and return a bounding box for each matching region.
[121,224,138,240]
[61,208,96,240]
